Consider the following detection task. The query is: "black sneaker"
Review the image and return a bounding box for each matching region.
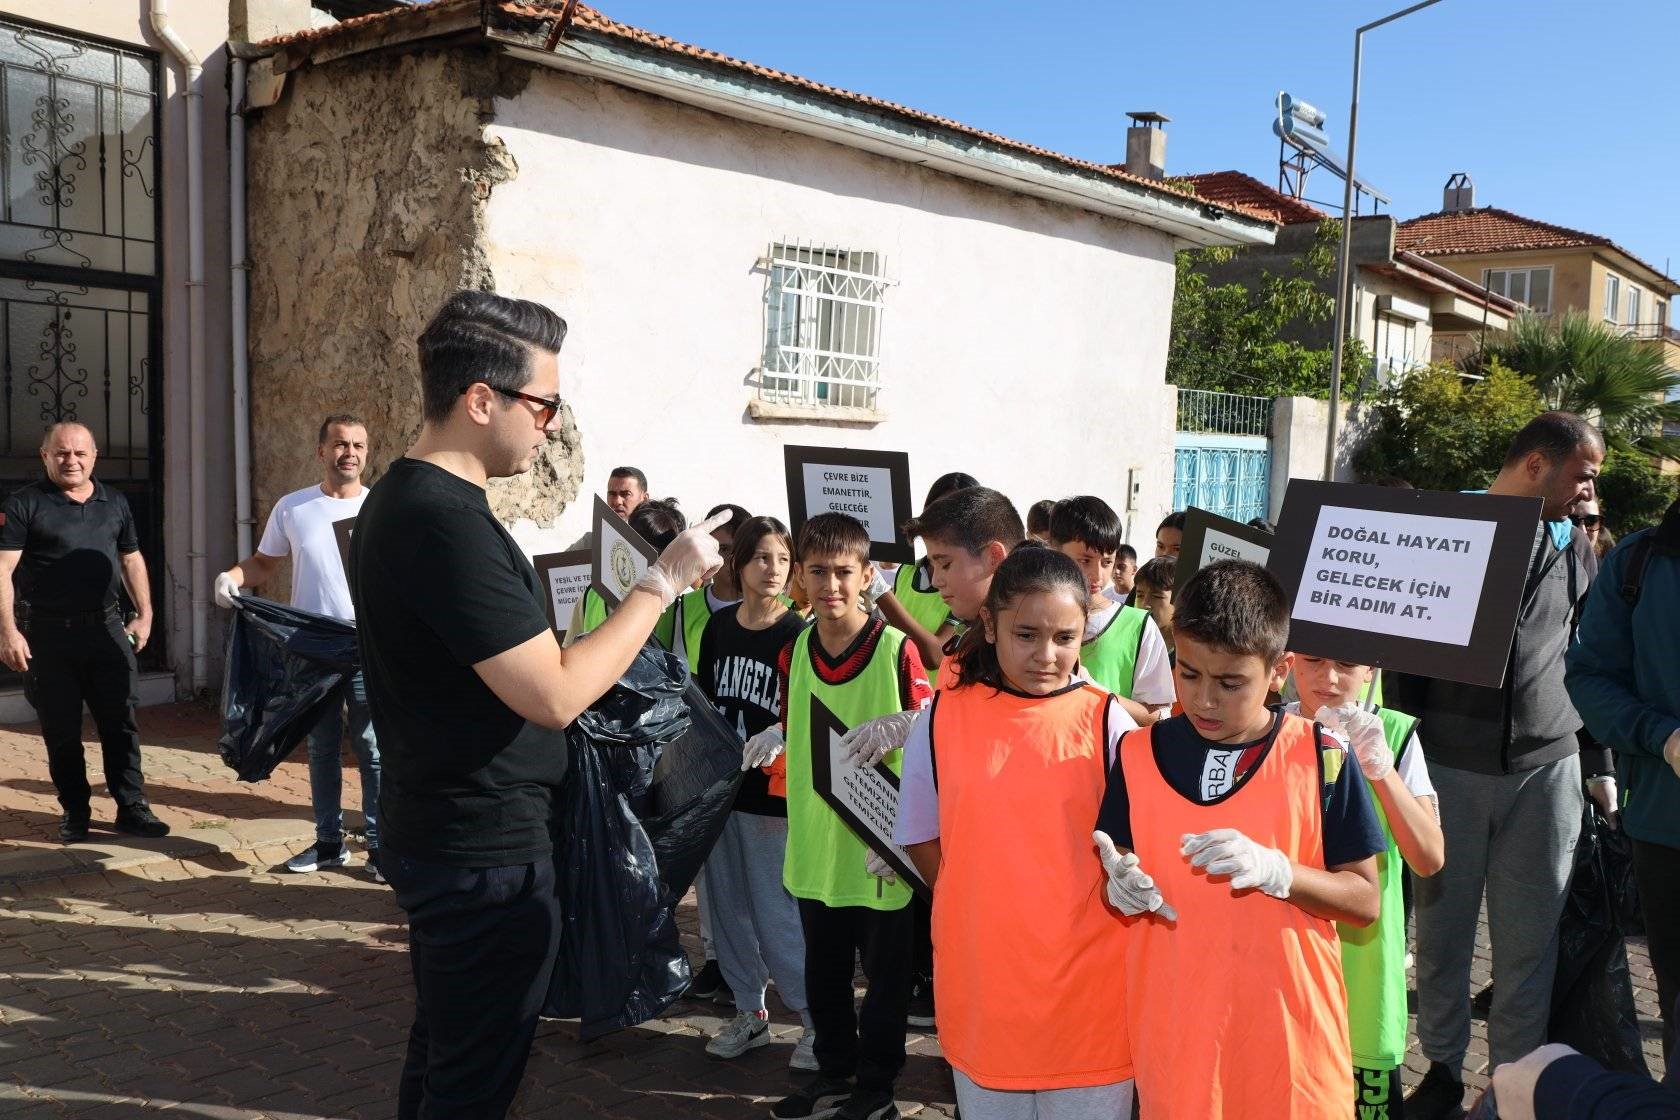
[836,1089,898,1120]
[686,959,730,1002]
[906,975,935,1029]
[770,1076,853,1119]
[1406,1061,1465,1120]
[58,812,90,843]
[113,804,170,838]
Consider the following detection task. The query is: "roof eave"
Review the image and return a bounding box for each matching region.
[488,27,1276,250]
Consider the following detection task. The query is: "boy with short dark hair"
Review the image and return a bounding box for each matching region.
[743,513,931,1120]
[1049,497,1174,723]
[1112,542,1139,600]
[1026,499,1057,543]
[1133,555,1177,661]
[1093,560,1385,1119]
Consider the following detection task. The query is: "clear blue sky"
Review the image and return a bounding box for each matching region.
[604,0,1679,315]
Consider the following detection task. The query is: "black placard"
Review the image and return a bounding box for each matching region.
[808,694,930,901]
[784,445,914,565]
[1269,481,1544,688]
[591,495,660,606]
[533,548,591,642]
[332,515,356,580]
[1174,507,1275,599]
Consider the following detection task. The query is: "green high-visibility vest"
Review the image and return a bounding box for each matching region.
[678,587,718,670]
[1080,605,1149,700]
[1337,705,1418,1068]
[574,586,677,651]
[783,625,913,911]
[893,560,951,688]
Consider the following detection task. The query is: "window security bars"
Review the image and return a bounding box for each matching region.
[759,241,888,411]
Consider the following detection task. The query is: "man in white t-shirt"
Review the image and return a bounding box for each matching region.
[214,415,381,880]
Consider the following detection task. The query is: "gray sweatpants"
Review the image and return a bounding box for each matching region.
[953,1071,1134,1119]
[708,810,809,1017]
[1416,753,1582,1072]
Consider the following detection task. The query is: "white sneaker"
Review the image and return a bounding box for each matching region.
[284,843,350,873]
[789,1028,818,1071]
[706,1009,770,1060]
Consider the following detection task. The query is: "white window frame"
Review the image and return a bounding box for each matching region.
[1604,273,1621,323]
[1626,285,1642,330]
[1482,267,1552,313]
[758,240,889,413]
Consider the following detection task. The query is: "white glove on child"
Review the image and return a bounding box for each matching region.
[863,567,894,612]
[636,510,731,609]
[865,849,897,884]
[1181,829,1293,900]
[741,727,785,771]
[1093,831,1177,920]
[1314,703,1392,782]
[213,571,241,610]
[841,711,920,769]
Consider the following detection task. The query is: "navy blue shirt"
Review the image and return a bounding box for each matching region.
[1095,709,1385,869]
[0,479,139,613]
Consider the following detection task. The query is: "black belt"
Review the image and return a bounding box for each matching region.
[23,605,121,628]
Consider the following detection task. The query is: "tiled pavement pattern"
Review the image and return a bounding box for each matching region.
[0,707,1665,1117]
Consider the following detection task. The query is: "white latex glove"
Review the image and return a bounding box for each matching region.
[1586,776,1620,828]
[841,711,920,769]
[862,567,894,612]
[865,849,897,884]
[637,510,731,609]
[1489,1042,1579,1120]
[1181,829,1293,899]
[1315,703,1392,782]
[1094,831,1177,920]
[214,571,241,610]
[741,726,785,771]
[1665,728,1680,781]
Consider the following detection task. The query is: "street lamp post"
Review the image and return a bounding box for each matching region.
[1324,0,1448,481]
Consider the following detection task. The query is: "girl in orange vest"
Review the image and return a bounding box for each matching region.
[892,543,1139,1118]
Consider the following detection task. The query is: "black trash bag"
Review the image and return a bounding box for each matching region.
[547,641,743,1038]
[1548,805,1647,1073]
[218,595,359,782]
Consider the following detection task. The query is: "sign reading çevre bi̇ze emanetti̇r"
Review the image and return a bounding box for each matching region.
[783,445,915,565]
[807,694,930,902]
[1269,481,1543,688]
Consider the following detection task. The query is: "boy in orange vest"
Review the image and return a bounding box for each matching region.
[1093,560,1385,1119]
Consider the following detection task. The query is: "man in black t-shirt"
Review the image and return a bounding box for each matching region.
[350,291,725,1120]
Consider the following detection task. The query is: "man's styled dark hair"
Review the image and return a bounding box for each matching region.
[732,515,793,580]
[796,513,872,567]
[609,466,648,492]
[903,487,1024,556]
[705,503,752,537]
[1174,560,1289,662]
[416,290,568,423]
[1135,555,1177,593]
[1118,543,1138,565]
[1502,411,1604,468]
[1157,511,1187,534]
[628,498,686,552]
[1026,499,1057,537]
[925,472,980,508]
[951,541,1090,693]
[1049,495,1123,554]
[317,413,366,445]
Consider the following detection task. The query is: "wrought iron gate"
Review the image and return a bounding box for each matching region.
[1172,390,1271,524]
[0,16,164,661]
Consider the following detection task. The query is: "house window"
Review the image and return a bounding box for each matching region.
[1626,286,1642,329]
[760,241,887,411]
[1604,273,1621,322]
[1375,315,1420,381]
[1482,267,1551,313]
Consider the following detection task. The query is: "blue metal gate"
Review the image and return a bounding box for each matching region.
[1172,391,1271,523]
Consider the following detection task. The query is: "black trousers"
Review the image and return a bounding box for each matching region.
[24,613,144,815]
[798,897,913,1093]
[384,852,562,1120]
[1632,838,1680,1060]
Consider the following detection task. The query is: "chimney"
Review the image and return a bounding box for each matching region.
[1125,112,1170,180]
[1443,172,1475,212]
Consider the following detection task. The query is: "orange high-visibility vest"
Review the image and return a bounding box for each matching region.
[1119,714,1351,1119]
[931,682,1131,1090]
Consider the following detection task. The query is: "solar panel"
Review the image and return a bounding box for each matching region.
[1274,91,1390,206]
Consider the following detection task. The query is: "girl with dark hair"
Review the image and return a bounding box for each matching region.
[891,544,1139,1117]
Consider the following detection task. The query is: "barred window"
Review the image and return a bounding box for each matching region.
[760,241,887,411]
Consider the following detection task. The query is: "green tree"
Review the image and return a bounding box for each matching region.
[1472,311,1680,460]
[1595,448,1678,535]
[1355,359,1543,491]
[1167,220,1367,400]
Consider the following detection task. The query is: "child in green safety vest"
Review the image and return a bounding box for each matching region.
[674,503,749,672]
[1048,496,1174,726]
[1289,654,1446,1120]
[740,512,931,1120]
[871,471,978,688]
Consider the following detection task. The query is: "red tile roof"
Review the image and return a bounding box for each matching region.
[1179,171,1326,226]
[257,1,1276,227]
[1397,206,1676,290]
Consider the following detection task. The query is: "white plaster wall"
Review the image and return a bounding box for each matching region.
[1268,396,1377,520]
[483,71,1181,551]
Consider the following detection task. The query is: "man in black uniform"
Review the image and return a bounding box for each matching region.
[0,422,168,843]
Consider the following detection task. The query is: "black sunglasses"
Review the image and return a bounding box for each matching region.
[1571,514,1602,528]
[462,384,562,426]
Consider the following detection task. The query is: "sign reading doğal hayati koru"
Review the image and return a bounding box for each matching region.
[784,445,915,565]
[808,694,930,901]
[1269,481,1543,688]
